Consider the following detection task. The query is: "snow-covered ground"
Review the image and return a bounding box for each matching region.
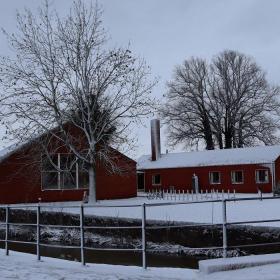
[0,250,195,280]
[15,193,280,227]
[90,193,280,228]
[3,193,280,279]
[8,193,280,227]
[2,250,280,279]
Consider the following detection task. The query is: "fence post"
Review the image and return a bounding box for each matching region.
[80,204,85,266]
[222,199,227,258]
[5,206,9,256]
[37,204,41,261]
[142,203,147,269]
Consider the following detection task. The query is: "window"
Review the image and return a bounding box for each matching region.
[209,171,221,184]
[60,154,77,189]
[42,172,59,190]
[256,169,269,184]
[231,171,244,184]
[41,154,88,190]
[41,154,59,190]
[152,174,161,185]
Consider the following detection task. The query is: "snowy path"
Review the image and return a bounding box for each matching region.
[1,250,280,280]
[0,251,195,280]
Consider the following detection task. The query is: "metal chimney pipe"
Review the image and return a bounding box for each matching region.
[151,119,161,161]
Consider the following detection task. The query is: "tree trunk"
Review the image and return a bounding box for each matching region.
[224,116,233,148]
[202,113,214,150]
[88,165,97,204]
[237,119,244,147]
[218,133,223,149]
[224,129,233,148]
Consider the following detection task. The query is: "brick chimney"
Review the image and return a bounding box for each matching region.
[151,119,161,161]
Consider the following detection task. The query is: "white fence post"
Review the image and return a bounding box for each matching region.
[142,203,147,269]
[80,204,85,265]
[222,200,227,258]
[37,204,41,261]
[5,206,9,256]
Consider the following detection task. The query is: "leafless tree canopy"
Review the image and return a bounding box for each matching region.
[162,50,280,150]
[0,0,156,202]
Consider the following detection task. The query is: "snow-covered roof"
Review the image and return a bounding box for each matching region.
[137,145,280,170]
[0,143,22,163]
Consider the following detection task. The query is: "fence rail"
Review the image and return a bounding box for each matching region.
[1,195,280,269]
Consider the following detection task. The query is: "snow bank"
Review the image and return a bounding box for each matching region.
[137,145,280,170]
[199,253,280,274]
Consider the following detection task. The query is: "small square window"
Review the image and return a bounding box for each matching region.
[231,171,244,184]
[256,170,269,183]
[152,174,161,185]
[209,171,221,184]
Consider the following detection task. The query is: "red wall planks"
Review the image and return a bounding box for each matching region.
[141,163,273,193]
[0,148,136,204]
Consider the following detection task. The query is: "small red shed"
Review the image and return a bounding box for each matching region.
[137,120,280,194]
[0,141,136,204]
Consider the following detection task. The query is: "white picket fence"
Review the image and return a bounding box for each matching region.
[146,188,237,201]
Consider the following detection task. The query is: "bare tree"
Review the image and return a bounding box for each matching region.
[161,58,215,150]
[210,50,280,148]
[0,1,156,203]
[162,50,280,150]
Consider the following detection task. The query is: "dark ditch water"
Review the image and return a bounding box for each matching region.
[0,242,202,269]
[1,208,280,269]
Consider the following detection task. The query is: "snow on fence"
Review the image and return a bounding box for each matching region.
[0,196,280,269]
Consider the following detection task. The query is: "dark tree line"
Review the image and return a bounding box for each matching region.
[162,50,280,150]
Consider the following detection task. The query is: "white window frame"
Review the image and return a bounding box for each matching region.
[209,171,221,185]
[41,153,88,191]
[152,174,161,186]
[231,170,244,184]
[255,169,269,184]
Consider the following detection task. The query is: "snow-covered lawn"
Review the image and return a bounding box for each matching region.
[28,193,280,227]
[9,193,280,227]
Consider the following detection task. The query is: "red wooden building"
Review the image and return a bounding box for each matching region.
[0,141,136,204]
[137,120,280,193]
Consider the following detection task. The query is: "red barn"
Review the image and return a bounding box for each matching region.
[137,119,280,194]
[0,141,136,204]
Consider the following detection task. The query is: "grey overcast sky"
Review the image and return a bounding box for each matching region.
[0,0,280,159]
